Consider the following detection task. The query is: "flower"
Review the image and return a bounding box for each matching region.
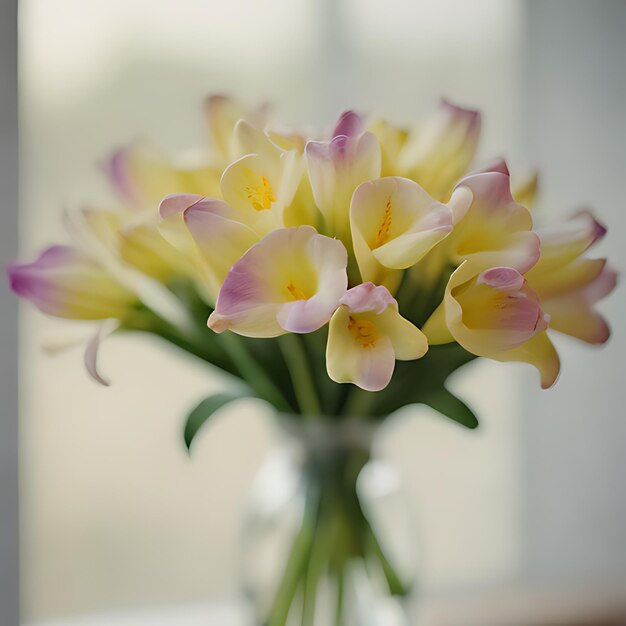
[398,99,481,201]
[208,226,348,337]
[445,170,540,272]
[220,121,303,235]
[105,140,221,211]
[525,211,616,344]
[8,245,136,320]
[205,94,270,163]
[326,282,427,391]
[350,176,452,290]
[159,193,259,301]
[422,261,560,388]
[305,111,381,240]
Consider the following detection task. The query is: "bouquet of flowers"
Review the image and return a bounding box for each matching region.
[8,97,616,625]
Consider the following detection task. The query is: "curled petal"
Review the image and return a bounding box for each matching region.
[326,283,427,391]
[184,199,259,291]
[423,261,557,386]
[447,171,540,273]
[8,246,135,320]
[339,282,397,314]
[208,226,348,338]
[159,193,259,299]
[333,110,364,138]
[399,99,481,200]
[327,306,396,392]
[84,320,119,386]
[350,177,452,288]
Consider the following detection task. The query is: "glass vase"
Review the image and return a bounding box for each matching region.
[240,416,415,626]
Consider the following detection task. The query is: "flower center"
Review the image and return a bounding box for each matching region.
[348,316,378,348]
[373,197,393,248]
[286,282,307,300]
[245,175,276,211]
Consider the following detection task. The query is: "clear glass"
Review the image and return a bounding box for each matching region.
[240,416,416,626]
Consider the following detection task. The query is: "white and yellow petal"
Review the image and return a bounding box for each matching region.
[423,261,559,388]
[220,125,303,235]
[208,226,348,338]
[398,100,481,200]
[8,245,136,320]
[159,193,258,299]
[105,141,220,210]
[350,176,452,289]
[326,282,427,391]
[305,112,381,239]
[446,171,540,273]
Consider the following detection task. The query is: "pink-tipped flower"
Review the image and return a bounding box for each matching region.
[8,245,136,320]
[398,99,481,200]
[423,261,559,389]
[445,171,540,273]
[104,141,220,211]
[220,121,303,235]
[159,193,259,301]
[208,226,348,338]
[326,283,428,392]
[305,111,381,239]
[526,211,616,344]
[350,176,453,290]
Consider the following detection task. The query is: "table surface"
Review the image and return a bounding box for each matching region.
[29,584,626,626]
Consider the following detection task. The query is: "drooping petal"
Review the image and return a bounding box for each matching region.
[83,320,119,386]
[446,171,540,273]
[350,177,452,288]
[326,282,427,391]
[527,210,607,277]
[208,226,348,338]
[8,245,136,320]
[535,262,616,344]
[523,210,615,345]
[494,331,561,389]
[398,100,481,200]
[305,124,381,239]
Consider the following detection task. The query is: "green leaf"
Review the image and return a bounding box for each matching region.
[183,391,251,451]
[421,387,479,429]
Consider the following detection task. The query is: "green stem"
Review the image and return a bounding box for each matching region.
[334,566,345,626]
[218,332,292,413]
[362,517,408,597]
[266,490,319,626]
[279,334,321,416]
[342,387,376,418]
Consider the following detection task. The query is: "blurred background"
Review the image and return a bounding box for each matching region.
[3,0,625,624]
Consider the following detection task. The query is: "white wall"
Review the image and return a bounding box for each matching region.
[519,0,626,584]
